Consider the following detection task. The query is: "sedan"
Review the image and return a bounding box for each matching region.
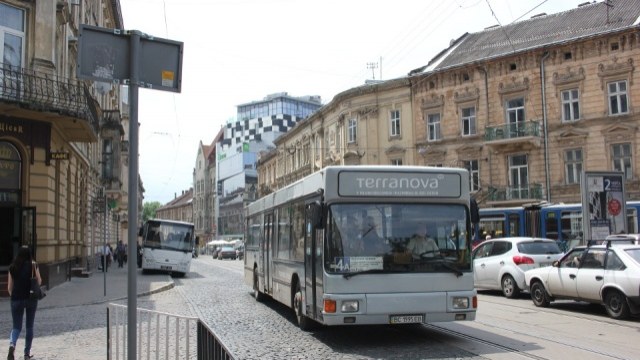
[217,246,237,260]
[525,243,640,319]
[472,237,563,298]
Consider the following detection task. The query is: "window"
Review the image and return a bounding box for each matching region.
[0,3,25,68]
[347,118,357,143]
[506,98,525,136]
[391,159,402,166]
[390,110,400,137]
[509,155,529,199]
[464,160,479,192]
[611,143,632,179]
[564,149,583,184]
[427,113,441,141]
[561,89,580,121]
[608,80,629,115]
[461,107,476,136]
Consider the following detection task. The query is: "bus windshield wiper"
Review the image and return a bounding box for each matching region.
[343,269,400,279]
[437,261,463,277]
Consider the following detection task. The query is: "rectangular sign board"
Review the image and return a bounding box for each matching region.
[77,25,183,93]
[581,171,627,242]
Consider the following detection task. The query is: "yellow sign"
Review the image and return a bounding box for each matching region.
[162,70,175,87]
[50,152,69,160]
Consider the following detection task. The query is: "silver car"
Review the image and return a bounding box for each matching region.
[472,237,563,298]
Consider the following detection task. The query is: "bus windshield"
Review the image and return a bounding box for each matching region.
[143,220,194,252]
[325,203,471,274]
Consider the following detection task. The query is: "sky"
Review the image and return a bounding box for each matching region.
[119,0,592,204]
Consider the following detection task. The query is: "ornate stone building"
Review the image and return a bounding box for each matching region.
[258,0,640,211]
[0,0,130,293]
[258,78,413,195]
[409,0,640,206]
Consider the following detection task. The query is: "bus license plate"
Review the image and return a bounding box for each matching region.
[389,315,423,324]
[160,265,172,270]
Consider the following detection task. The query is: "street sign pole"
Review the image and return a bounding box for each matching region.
[77,24,183,359]
[127,30,141,360]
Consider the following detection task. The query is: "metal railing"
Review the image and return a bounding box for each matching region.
[107,303,234,360]
[487,183,544,201]
[0,63,99,133]
[484,120,540,141]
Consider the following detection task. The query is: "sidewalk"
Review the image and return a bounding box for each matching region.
[37,263,175,309]
[1,264,176,359]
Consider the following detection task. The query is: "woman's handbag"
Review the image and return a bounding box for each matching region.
[29,262,46,300]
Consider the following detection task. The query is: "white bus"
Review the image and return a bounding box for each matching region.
[244,166,479,329]
[138,219,196,277]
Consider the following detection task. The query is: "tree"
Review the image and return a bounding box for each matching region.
[142,201,162,222]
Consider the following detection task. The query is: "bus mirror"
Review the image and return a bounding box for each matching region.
[470,199,480,224]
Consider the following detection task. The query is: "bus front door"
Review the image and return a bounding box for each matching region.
[264,213,274,295]
[304,207,324,322]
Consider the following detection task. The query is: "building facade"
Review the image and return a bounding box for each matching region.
[155,188,194,224]
[258,79,413,195]
[215,93,322,238]
[258,0,640,212]
[0,0,131,294]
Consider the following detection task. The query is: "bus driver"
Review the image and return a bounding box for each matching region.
[406,223,439,259]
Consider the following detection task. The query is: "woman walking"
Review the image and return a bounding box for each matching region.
[7,246,41,360]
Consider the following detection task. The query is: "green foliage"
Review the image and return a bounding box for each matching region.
[142,201,162,222]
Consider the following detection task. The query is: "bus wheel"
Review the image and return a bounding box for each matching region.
[294,283,313,331]
[253,271,264,302]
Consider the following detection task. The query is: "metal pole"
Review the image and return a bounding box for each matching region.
[103,187,107,296]
[127,30,141,360]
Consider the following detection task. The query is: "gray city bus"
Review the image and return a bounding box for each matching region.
[244,165,478,330]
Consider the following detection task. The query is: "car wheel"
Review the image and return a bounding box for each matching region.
[501,274,520,298]
[253,270,264,302]
[294,282,313,331]
[604,290,630,319]
[530,281,550,307]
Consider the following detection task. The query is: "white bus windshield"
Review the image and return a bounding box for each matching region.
[143,220,194,252]
[325,203,471,274]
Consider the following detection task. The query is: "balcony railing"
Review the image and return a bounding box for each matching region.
[487,183,544,202]
[484,120,541,141]
[0,63,99,142]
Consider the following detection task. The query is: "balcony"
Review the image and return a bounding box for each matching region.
[484,120,542,149]
[0,64,99,142]
[487,183,544,204]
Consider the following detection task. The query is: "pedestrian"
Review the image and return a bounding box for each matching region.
[116,241,126,268]
[7,246,41,360]
[102,244,112,272]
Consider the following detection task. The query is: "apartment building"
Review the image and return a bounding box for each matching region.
[258,79,413,195]
[0,0,131,292]
[258,0,640,210]
[409,0,640,206]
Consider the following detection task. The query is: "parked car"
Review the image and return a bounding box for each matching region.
[472,237,563,298]
[217,246,237,260]
[525,242,640,319]
[604,233,640,245]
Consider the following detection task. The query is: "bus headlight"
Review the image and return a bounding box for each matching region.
[452,297,469,309]
[341,300,359,313]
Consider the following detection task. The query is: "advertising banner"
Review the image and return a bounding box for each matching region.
[581,171,626,242]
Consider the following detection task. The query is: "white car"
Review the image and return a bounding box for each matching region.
[472,237,563,298]
[525,242,640,319]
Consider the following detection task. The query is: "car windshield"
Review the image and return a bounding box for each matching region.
[220,247,234,252]
[325,203,471,274]
[625,248,640,264]
[517,241,562,255]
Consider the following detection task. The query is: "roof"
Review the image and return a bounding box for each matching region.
[411,0,640,75]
